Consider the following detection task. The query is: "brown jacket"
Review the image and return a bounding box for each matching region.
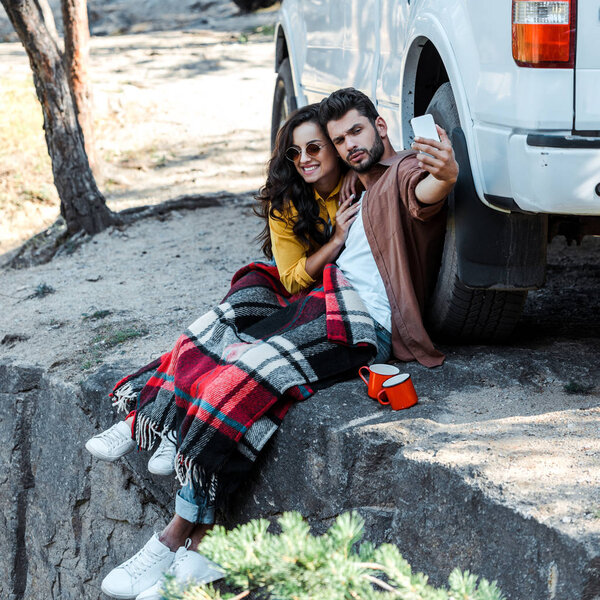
[362,151,447,367]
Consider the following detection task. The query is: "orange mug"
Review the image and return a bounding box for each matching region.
[358,364,400,399]
[377,373,418,411]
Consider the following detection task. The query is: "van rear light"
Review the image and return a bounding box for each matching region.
[512,0,576,68]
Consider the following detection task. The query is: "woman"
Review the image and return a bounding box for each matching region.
[255,104,361,295]
[86,104,360,471]
[92,105,376,600]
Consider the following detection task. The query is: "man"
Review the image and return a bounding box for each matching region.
[321,87,459,367]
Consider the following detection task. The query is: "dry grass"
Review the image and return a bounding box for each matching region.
[0,77,59,252]
[0,29,274,254]
[0,76,152,251]
[0,77,58,210]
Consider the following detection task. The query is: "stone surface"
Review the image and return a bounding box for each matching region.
[1,352,599,600]
[0,363,178,600]
[229,377,600,600]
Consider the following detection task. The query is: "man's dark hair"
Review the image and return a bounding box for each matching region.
[318,87,379,128]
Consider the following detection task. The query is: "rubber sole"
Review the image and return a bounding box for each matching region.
[85,438,136,462]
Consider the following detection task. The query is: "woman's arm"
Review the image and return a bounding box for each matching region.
[269,213,317,294]
[270,196,361,294]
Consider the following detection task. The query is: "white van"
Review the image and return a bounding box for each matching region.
[271,0,600,341]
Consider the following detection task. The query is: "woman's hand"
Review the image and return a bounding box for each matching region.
[303,194,361,280]
[339,170,360,203]
[332,194,361,245]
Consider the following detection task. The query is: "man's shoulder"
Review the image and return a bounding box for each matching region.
[380,149,416,167]
[370,151,419,187]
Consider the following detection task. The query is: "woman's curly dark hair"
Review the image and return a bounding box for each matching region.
[255,104,343,259]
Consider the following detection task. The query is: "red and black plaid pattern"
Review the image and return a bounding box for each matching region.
[111,262,376,489]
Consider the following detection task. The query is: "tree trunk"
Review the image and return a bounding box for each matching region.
[1,0,113,236]
[62,0,98,174]
[38,0,60,45]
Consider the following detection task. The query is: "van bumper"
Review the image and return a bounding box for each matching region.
[474,126,600,215]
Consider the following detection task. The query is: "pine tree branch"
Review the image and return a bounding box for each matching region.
[356,562,387,572]
[177,512,506,600]
[362,574,399,594]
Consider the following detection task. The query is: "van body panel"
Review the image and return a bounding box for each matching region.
[280,0,600,215]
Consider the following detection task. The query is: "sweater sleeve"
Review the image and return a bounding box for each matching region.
[269,210,316,295]
[397,152,446,222]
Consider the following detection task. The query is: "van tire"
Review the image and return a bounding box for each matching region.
[271,58,297,150]
[425,83,527,342]
[232,0,277,12]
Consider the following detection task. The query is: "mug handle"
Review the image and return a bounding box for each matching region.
[377,390,390,405]
[358,366,370,386]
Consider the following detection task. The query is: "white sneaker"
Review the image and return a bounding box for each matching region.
[135,542,223,600]
[101,533,176,599]
[147,434,177,476]
[85,421,136,462]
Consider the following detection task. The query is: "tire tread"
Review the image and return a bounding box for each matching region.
[438,276,526,342]
[424,83,527,343]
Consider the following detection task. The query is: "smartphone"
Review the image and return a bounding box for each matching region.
[410,114,440,143]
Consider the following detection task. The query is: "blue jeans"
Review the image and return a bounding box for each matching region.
[373,321,392,363]
[175,481,216,525]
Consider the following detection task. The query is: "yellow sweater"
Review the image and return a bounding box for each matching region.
[269,179,342,295]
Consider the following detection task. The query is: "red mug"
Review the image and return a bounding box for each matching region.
[358,363,400,399]
[377,373,418,411]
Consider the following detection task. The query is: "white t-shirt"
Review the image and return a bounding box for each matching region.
[336,193,392,332]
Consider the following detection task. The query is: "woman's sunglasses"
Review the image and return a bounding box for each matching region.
[285,142,329,163]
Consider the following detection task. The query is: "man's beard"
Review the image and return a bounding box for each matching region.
[347,131,384,173]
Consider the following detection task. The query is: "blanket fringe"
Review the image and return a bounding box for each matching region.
[174,451,218,503]
[175,451,194,487]
[135,412,161,451]
[112,381,137,414]
[163,428,178,445]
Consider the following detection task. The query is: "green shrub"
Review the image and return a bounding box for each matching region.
[161,511,504,600]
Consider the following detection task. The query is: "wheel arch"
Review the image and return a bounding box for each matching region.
[274,9,306,108]
[400,22,490,209]
[274,23,289,71]
[414,41,449,121]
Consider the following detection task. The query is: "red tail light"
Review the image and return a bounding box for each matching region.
[512,0,576,68]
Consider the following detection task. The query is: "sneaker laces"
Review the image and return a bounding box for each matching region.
[165,539,192,576]
[120,542,165,579]
[94,423,129,450]
[153,436,176,460]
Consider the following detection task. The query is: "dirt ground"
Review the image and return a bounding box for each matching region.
[0,0,599,575]
[0,0,280,365]
[0,0,278,255]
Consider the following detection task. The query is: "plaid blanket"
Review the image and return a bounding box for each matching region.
[111,262,376,494]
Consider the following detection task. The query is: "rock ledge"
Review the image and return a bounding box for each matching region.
[2,360,599,600]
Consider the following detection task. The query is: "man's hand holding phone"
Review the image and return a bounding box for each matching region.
[410,114,458,185]
[410,114,459,204]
